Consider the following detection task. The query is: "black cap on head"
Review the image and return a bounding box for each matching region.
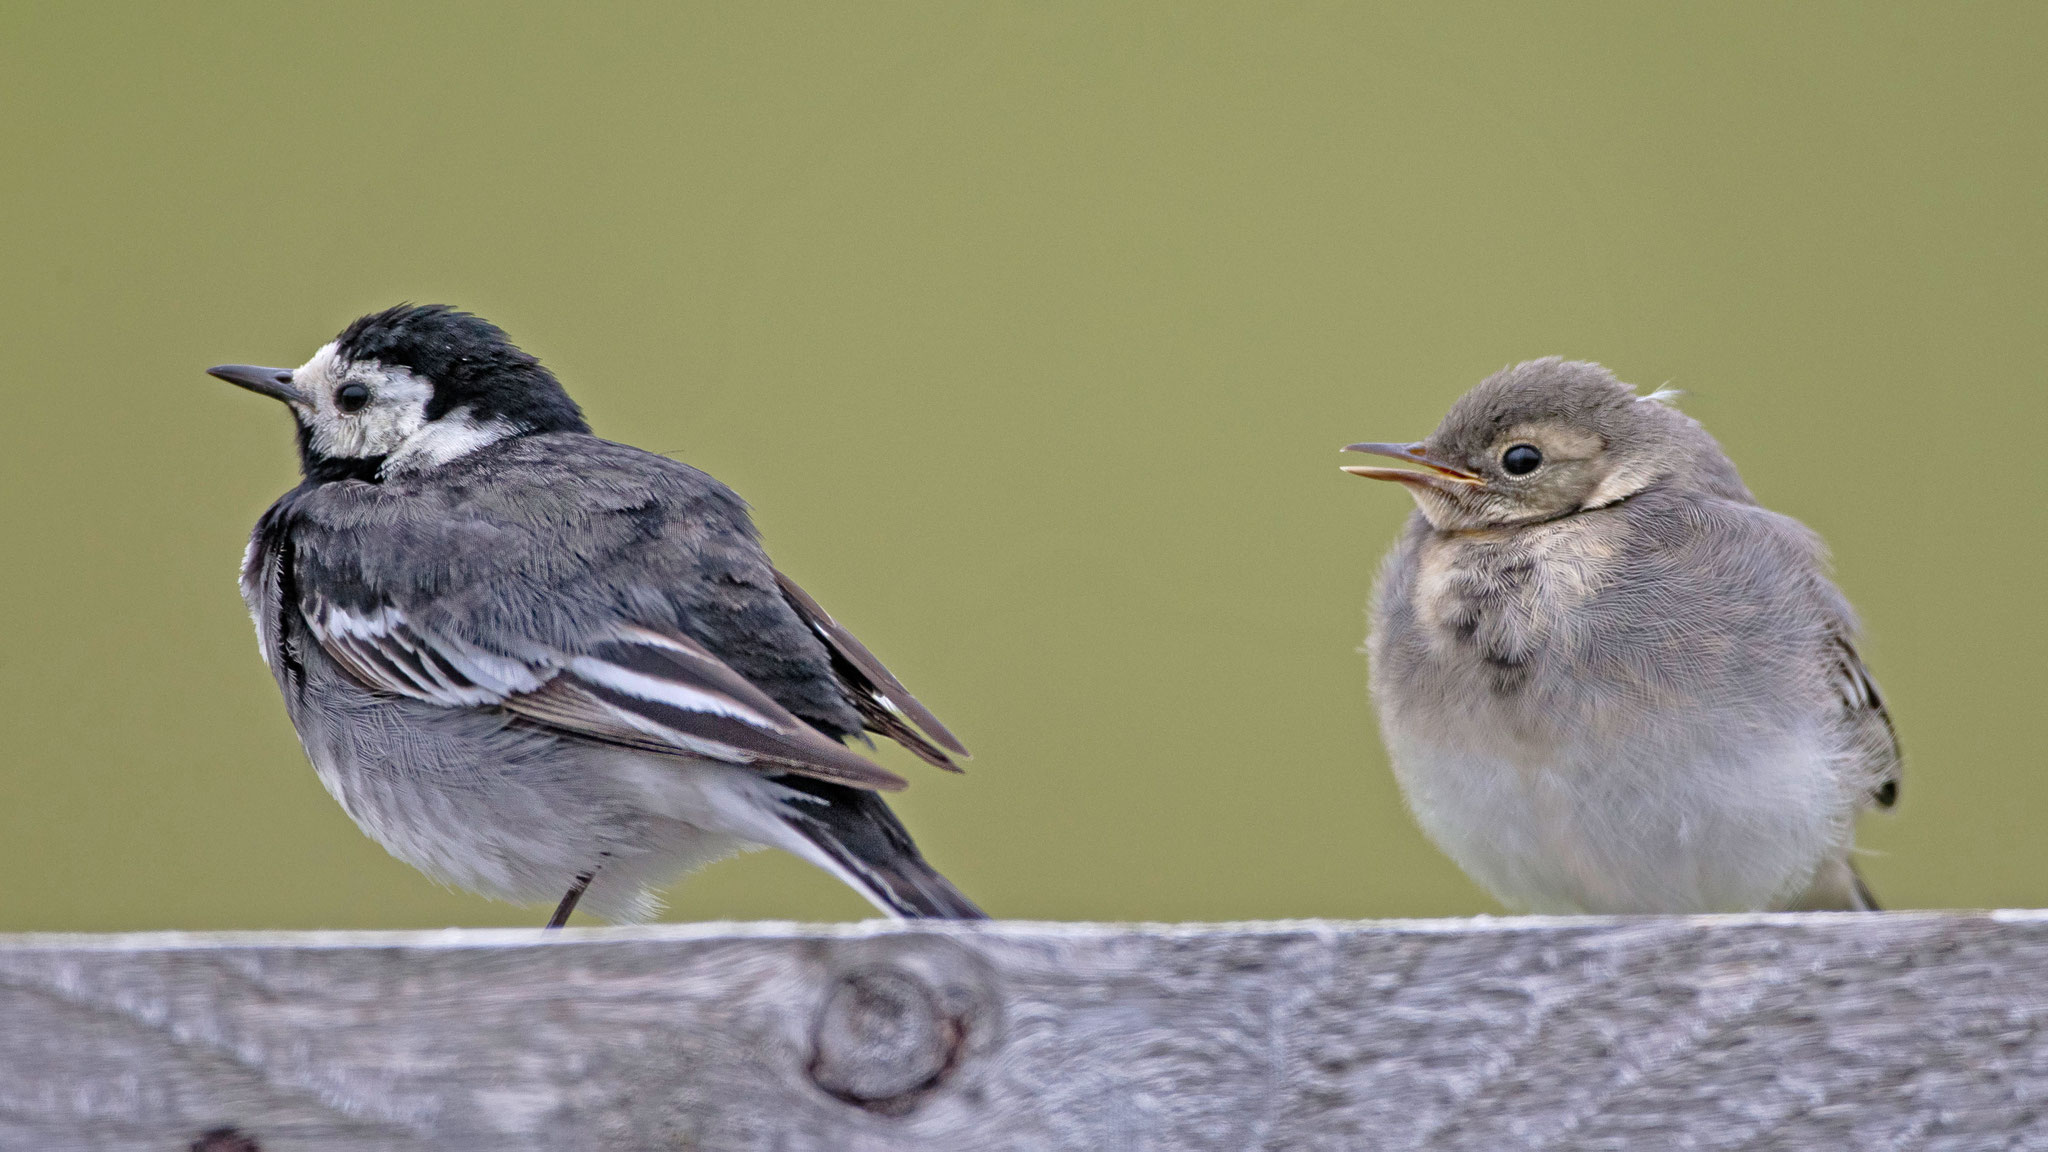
[334,304,590,435]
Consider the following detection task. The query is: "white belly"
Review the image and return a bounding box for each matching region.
[1383,719,1851,913]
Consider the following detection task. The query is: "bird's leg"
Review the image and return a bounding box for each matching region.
[545,875,592,929]
[544,852,609,929]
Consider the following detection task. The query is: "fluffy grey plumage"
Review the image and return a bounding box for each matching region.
[1348,358,1899,913]
[212,306,982,924]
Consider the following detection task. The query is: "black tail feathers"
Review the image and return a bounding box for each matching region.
[777,777,987,920]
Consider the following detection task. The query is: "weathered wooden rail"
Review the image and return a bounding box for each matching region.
[5,912,2044,1150]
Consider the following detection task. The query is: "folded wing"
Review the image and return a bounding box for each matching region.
[1829,633,1901,810]
[774,571,969,771]
[307,599,907,791]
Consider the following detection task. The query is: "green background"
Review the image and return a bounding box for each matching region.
[1,4,2040,930]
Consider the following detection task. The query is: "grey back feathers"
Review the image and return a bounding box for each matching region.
[263,438,872,756]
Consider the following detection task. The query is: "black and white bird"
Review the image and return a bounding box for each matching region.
[209,304,983,925]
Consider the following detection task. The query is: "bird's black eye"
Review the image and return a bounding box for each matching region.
[1501,444,1542,475]
[335,382,371,413]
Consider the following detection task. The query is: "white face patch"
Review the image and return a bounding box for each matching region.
[381,407,519,475]
[291,343,435,461]
[289,343,517,473]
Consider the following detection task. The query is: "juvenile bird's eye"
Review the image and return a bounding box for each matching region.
[1501,444,1542,475]
[335,382,371,413]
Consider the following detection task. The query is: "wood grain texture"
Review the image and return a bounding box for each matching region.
[4,913,2045,1151]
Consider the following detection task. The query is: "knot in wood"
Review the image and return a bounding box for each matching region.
[807,967,964,1116]
[191,1128,262,1152]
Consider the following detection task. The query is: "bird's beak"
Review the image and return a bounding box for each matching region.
[206,364,304,405]
[1340,441,1484,487]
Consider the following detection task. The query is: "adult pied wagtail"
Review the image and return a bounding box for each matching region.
[210,305,983,925]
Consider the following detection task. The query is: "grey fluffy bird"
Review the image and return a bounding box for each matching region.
[209,304,983,924]
[1347,358,1899,913]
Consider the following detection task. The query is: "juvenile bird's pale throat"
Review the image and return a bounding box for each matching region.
[1340,441,1485,492]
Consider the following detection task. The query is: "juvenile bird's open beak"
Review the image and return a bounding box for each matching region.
[207,364,304,405]
[1340,441,1484,487]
